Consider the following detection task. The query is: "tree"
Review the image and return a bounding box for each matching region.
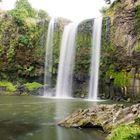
[10,0,37,25]
[15,0,36,17]
[38,9,49,19]
[10,8,29,25]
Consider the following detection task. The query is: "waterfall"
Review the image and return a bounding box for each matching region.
[44,19,55,96]
[56,22,79,98]
[88,17,103,100]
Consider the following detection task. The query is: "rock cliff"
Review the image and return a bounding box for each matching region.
[100,0,140,100]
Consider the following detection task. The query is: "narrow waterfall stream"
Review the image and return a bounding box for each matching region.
[88,17,103,100]
[56,22,80,98]
[44,19,55,96]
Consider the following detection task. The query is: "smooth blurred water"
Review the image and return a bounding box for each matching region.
[88,17,103,100]
[44,19,55,96]
[56,22,80,98]
[0,96,107,140]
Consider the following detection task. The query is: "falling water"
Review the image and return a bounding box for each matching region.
[44,19,55,96]
[88,17,103,100]
[56,22,79,98]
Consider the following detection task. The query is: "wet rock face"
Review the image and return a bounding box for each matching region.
[111,0,139,55]
[58,104,140,133]
[100,0,140,100]
[121,0,140,6]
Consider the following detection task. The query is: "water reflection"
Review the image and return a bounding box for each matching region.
[0,96,106,140]
[55,99,105,140]
[0,120,38,140]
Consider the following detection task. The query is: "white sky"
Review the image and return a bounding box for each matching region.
[0,0,108,21]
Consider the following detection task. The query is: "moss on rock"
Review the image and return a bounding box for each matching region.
[0,81,16,92]
[24,82,42,91]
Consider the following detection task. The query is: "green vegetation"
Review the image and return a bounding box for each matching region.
[103,0,123,18]
[14,0,36,17]
[0,0,65,83]
[105,66,131,87]
[134,117,140,125]
[0,0,139,99]
[113,71,130,87]
[0,81,43,95]
[107,117,140,140]
[100,6,109,14]
[52,21,63,77]
[0,0,49,81]
[134,43,140,53]
[73,20,92,95]
[135,5,140,37]
[10,8,30,26]
[98,15,137,99]
[0,81,16,92]
[107,124,140,140]
[75,20,92,75]
[25,82,42,91]
[38,9,49,19]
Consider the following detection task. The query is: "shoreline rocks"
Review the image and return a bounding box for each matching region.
[58,104,140,133]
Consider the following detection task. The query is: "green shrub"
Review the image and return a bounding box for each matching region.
[0,45,3,54]
[100,6,109,14]
[0,0,50,81]
[135,5,140,35]
[7,46,15,62]
[105,66,131,87]
[0,81,16,92]
[24,66,36,77]
[15,0,36,18]
[38,9,49,19]
[10,8,29,25]
[134,43,140,53]
[18,35,29,45]
[25,82,42,91]
[113,71,131,87]
[107,125,140,140]
[134,117,140,125]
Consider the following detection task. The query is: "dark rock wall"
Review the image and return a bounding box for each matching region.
[99,0,140,100]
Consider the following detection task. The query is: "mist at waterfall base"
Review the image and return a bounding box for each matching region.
[44,17,103,101]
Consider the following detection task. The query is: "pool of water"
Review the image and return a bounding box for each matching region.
[0,96,107,140]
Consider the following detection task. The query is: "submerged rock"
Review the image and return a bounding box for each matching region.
[58,104,140,133]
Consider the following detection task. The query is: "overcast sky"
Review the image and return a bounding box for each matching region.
[0,0,109,21]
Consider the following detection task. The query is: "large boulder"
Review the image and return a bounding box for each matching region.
[58,104,140,133]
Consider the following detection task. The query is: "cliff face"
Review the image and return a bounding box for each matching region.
[113,3,136,55]
[106,0,140,55]
[100,0,140,100]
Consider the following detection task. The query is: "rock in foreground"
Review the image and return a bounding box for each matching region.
[58,104,140,133]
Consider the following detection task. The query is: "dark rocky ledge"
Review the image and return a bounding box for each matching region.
[58,104,140,133]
